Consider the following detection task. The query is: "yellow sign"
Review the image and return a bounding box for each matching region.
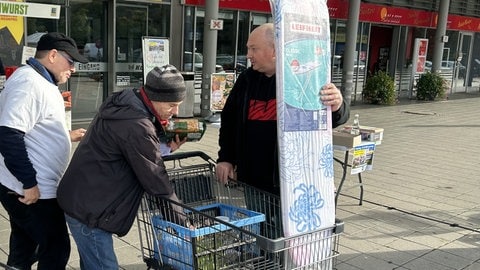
[0,0,23,45]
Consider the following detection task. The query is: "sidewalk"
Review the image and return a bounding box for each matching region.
[1,91,479,269]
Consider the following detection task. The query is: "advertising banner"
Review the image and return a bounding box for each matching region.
[413,38,429,73]
[351,143,376,174]
[0,1,60,19]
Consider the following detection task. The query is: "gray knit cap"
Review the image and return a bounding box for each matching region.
[144,65,186,102]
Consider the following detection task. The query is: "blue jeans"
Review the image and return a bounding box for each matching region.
[65,215,118,270]
[0,184,70,270]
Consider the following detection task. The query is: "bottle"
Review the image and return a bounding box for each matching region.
[351,114,360,135]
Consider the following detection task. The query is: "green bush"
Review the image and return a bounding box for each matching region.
[362,71,396,105]
[416,72,447,101]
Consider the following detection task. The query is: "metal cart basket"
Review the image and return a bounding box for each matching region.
[137,151,343,270]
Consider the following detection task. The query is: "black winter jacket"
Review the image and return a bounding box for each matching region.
[57,89,177,236]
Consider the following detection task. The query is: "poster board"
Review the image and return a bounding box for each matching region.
[409,38,428,98]
[413,38,428,73]
[351,142,376,174]
[142,37,170,82]
[210,72,235,112]
[21,46,37,65]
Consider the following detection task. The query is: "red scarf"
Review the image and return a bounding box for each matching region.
[139,87,168,127]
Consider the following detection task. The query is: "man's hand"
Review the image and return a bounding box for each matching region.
[216,162,235,184]
[168,134,187,153]
[19,185,40,205]
[320,83,344,112]
[70,128,86,142]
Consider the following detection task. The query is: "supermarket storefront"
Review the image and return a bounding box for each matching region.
[2,0,480,123]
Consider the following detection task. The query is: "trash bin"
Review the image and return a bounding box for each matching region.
[177,72,195,118]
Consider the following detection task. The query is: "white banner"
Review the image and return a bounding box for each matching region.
[142,37,169,83]
[0,1,60,19]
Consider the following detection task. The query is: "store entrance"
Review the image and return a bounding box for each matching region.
[368,26,393,75]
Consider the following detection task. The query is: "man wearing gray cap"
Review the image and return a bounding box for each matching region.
[57,65,188,269]
[0,32,88,270]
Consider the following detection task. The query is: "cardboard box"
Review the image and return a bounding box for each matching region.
[333,130,362,148]
[359,126,384,144]
[342,126,384,144]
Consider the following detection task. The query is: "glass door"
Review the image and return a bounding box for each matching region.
[115,4,148,92]
[114,2,171,93]
[69,0,108,122]
[457,32,476,92]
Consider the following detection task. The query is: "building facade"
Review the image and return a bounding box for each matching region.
[1,0,479,123]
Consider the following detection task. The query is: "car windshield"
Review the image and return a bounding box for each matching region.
[185,52,203,63]
[195,53,203,63]
[354,60,365,65]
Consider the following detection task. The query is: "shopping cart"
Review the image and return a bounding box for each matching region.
[137,151,344,270]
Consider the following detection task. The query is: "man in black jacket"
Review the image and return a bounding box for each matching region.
[216,23,350,193]
[57,65,186,270]
[215,23,349,239]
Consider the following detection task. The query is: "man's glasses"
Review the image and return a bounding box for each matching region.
[58,51,75,67]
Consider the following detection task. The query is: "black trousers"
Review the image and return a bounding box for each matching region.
[0,184,70,270]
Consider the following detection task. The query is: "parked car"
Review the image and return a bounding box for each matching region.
[472,59,480,77]
[354,59,366,73]
[216,54,247,73]
[332,55,365,73]
[424,60,432,72]
[184,51,224,73]
[424,60,466,77]
[447,61,466,78]
[216,54,233,70]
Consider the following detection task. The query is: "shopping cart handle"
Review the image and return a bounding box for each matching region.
[162,151,214,163]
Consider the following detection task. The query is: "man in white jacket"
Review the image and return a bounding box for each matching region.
[0,32,88,270]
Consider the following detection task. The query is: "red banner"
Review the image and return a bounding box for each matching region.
[183,0,270,12]
[184,0,480,32]
[327,0,349,19]
[358,3,434,28]
[448,15,480,31]
[326,0,480,32]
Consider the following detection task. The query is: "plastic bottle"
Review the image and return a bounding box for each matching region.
[351,114,360,135]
